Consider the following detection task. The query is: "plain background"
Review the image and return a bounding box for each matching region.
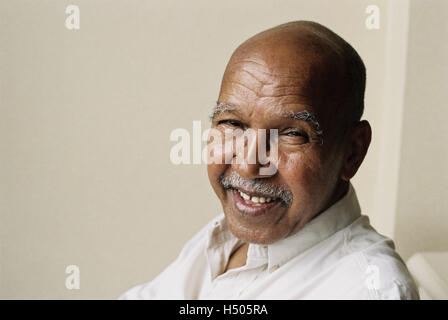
[1,0,446,299]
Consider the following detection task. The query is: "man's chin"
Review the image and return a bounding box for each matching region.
[224,215,287,245]
[222,197,290,245]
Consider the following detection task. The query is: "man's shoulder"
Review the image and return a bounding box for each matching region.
[338,215,420,299]
[178,213,225,254]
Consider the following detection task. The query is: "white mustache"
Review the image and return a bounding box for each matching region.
[219,171,293,206]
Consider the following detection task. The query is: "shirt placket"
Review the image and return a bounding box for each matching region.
[206,245,268,299]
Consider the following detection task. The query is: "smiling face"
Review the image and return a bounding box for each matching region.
[207,22,370,244]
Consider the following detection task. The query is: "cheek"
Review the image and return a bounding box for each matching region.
[207,163,227,198]
[206,128,231,198]
[279,150,326,183]
[279,150,332,204]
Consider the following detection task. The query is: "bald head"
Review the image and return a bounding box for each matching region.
[219,21,366,135]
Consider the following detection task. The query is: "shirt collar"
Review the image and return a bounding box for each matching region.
[266,183,361,271]
[207,183,361,276]
[205,217,245,280]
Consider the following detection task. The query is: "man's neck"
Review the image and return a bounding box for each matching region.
[222,242,249,274]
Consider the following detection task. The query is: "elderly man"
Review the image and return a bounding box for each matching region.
[120,21,419,299]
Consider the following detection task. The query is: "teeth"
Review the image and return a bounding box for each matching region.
[240,191,250,200]
[238,190,274,204]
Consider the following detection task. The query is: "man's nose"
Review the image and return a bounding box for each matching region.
[231,129,274,179]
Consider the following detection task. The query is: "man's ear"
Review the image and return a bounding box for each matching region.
[340,120,372,181]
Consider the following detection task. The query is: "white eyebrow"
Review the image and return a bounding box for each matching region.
[209,101,237,121]
[284,110,324,141]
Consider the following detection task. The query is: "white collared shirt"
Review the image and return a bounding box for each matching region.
[120,184,419,300]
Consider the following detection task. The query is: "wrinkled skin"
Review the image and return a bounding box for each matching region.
[207,21,371,245]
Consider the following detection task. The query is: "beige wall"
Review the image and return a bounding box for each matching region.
[1,0,444,299]
[394,0,448,261]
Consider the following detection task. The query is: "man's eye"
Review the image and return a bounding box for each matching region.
[287,131,304,137]
[218,120,241,127]
[282,129,310,144]
[285,130,307,138]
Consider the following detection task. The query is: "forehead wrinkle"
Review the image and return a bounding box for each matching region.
[222,69,269,97]
[226,62,314,101]
[229,59,273,79]
[225,71,311,100]
[259,85,310,98]
[231,58,270,70]
[239,69,271,86]
[229,59,308,81]
[223,80,262,98]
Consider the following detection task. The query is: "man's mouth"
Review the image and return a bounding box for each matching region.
[235,188,278,204]
[228,187,282,217]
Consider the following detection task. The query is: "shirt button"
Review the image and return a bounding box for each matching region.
[270,264,280,273]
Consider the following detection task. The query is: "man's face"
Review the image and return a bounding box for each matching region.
[207,44,347,245]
